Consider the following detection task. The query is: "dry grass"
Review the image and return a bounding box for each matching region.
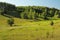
[0,15,60,40]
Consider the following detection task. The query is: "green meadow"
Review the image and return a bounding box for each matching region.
[0,2,60,40]
[0,15,60,40]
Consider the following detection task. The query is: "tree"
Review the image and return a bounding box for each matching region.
[49,8,56,17]
[7,18,14,26]
[0,2,16,17]
[58,11,60,18]
[43,7,49,20]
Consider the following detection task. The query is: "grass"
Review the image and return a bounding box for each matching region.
[0,15,60,40]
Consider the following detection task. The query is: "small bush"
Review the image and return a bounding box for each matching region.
[7,18,14,26]
[50,21,54,26]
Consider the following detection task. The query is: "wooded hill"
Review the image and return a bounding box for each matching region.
[0,2,60,20]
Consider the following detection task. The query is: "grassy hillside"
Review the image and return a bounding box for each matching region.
[0,2,60,40]
[0,15,60,40]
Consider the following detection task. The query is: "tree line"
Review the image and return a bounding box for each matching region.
[0,2,60,20]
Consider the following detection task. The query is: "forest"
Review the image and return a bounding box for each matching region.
[0,2,60,20]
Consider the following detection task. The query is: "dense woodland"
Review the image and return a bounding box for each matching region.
[0,2,60,20]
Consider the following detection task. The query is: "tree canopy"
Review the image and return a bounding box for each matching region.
[0,2,60,20]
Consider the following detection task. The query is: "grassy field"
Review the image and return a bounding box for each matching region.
[0,15,60,40]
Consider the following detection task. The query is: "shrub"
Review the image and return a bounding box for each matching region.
[50,21,54,26]
[7,18,14,26]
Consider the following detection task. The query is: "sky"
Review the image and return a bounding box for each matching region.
[0,0,60,9]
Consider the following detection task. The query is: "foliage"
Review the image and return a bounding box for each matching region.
[0,2,60,20]
[50,21,54,26]
[7,18,14,26]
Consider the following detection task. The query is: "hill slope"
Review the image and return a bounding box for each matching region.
[0,2,60,40]
[0,15,60,40]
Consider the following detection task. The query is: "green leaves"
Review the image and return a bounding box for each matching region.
[7,18,14,26]
[0,2,60,20]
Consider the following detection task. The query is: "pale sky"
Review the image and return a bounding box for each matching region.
[0,0,60,9]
